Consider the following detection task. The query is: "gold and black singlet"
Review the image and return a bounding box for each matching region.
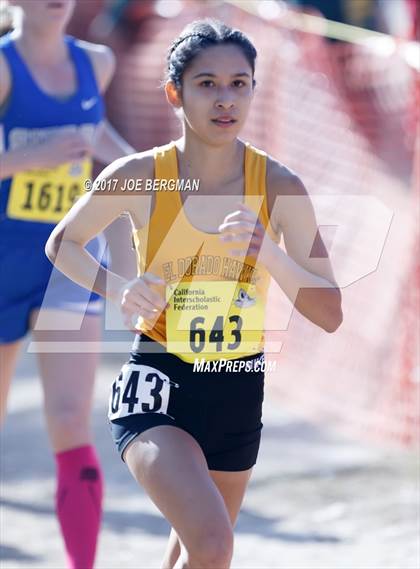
[133,141,276,363]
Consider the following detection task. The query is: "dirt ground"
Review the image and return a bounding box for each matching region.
[1,346,419,569]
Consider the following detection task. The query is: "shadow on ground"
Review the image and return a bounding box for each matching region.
[0,544,41,563]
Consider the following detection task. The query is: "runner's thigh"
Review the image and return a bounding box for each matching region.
[210,468,253,526]
[125,425,233,553]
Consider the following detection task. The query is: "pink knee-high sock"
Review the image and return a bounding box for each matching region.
[55,445,103,569]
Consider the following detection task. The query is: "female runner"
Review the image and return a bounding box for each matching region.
[47,19,342,569]
[0,1,133,567]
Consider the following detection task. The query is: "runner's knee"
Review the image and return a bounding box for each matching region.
[186,526,233,569]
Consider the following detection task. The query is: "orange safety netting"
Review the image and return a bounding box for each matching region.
[70,2,419,447]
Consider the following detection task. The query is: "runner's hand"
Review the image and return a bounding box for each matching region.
[219,203,276,265]
[118,273,167,329]
[28,132,92,170]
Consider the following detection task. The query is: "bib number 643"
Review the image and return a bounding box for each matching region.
[108,363,177,421]
[189,315,243,353]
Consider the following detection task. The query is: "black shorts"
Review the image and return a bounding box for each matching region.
[109,334,265,472]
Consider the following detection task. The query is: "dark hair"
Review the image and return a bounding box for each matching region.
[166,19,257,88]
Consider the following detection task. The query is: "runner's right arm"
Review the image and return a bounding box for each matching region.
[45,154,166,321]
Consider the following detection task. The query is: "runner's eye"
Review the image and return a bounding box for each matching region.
[232,80,246,88]
[199,80,215,88]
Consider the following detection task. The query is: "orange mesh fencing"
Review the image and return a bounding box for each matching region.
[69,2,419,447]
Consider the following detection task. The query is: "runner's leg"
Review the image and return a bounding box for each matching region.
[161,468,253,569]
[0,340,23,425]
[125,425,234,569]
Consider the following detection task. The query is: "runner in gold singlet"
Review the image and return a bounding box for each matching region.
[134,141,272,363]
[46,19,342,569]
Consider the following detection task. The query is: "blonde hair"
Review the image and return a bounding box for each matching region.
[0,0,22,34]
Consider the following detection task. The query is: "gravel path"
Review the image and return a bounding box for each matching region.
[1,348,418,569]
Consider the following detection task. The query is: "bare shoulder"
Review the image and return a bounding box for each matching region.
[266,155,307,197]
[74,38,116,92]
[0,49,11,106]
[49,150,156,246]
[264,155,310,234]
[95,149,155,190]
[90,150,155,227]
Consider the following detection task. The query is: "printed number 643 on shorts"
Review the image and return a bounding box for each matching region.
[108,363,178,420]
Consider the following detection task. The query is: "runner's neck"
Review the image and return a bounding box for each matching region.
[175,136,244,189]
[12,27,68,67]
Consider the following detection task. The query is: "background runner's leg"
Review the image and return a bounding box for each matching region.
[161,468,253,569]
[125,425,234,569]
[31,309,103,569]
[161,528,181,569]
[30,310,100,451]
[0,340,23,425]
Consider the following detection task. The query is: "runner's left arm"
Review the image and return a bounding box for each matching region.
[219,162,343,333]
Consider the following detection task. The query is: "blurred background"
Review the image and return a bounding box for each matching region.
[1,0,419,568]
[63,0,419,448]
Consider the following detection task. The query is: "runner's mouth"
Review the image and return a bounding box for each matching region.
[211,118,237,127]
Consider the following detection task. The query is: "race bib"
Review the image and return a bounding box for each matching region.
[165,281,264,362]
[108,363,178,421]
[7,160,91,223]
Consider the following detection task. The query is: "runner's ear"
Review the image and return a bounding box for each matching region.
[165,81,182,108]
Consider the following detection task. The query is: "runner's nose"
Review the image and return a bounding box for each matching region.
[215,89,235,110]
